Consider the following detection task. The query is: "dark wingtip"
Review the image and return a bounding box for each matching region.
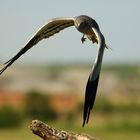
[82,111,87,127]
[82,108,91,127]
[4,59,12,65]
[0,58,14,75]
[83,75,99,126]
[0,65,8,75]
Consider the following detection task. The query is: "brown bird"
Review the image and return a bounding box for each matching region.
[0,15,107,126]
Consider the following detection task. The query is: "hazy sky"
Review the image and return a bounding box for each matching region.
[0,0,140,65]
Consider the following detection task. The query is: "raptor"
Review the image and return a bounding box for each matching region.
[0,15,107,126]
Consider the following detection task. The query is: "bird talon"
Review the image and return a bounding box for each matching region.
[81,35,86,43]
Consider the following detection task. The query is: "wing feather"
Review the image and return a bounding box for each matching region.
[83,27,105,127]
[83,74,99,127]
[0,18,74,75]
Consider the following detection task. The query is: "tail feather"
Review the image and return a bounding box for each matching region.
[83,74,99,127]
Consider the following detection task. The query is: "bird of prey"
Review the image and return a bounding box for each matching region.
[0,15,107,126]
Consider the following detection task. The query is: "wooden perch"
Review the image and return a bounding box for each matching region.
[29,120,99,140]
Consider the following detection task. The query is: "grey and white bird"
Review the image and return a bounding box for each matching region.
[0,15,107,126]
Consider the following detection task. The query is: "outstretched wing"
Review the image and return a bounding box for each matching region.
[83,27,105,127]
[0,17,74,75]
[83,74,100,127]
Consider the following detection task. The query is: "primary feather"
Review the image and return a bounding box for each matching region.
[0,18,74,75]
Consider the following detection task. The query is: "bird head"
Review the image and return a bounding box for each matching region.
[74,15,91,34]
[75,15,100,35]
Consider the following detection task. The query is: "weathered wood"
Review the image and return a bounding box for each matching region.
[29,120,99,140]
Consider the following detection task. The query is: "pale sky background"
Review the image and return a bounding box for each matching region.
[0,0,140,65]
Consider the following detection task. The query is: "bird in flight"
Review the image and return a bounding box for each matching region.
[0,15,107,126]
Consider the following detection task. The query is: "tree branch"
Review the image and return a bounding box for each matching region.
[29,120,99,140]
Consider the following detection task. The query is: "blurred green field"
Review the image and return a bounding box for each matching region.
[0,64,140,140]
[0,119,140,140]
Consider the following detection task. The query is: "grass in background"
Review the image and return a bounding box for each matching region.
[0,64,140,140]
[0,119,140,140]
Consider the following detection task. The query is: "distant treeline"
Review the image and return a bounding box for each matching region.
[0,90,140,128]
